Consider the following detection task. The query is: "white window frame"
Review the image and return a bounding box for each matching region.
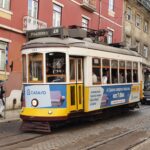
[135,14,141,28]
[126,7,132,21]
[28,0,38,18]
[126,35,131,47]
[108,0,114,11]
[136,40,141,53]
[144,20,148,33]
[0,0,10,10]
[53,3,62,27]
[82,17,89,30]
[0,41,8,71]
[143,45,148,58]
[107,30,113,44]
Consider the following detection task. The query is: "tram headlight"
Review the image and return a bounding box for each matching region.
[31,99,39,107]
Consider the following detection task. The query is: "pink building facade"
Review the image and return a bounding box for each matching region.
[0,0,123,109]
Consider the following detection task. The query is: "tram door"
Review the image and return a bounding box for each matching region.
[69,57,84,111]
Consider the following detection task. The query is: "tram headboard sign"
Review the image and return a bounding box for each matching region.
[27,27,69,40]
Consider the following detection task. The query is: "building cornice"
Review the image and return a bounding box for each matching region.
[0,24,24,34]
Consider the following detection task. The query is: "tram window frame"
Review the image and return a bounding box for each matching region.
[111,60,118,84]
[70,58,76,82]
[22,54,27,82]
[126,61,132,83]
[102,59,110,84]
[119,61,125,83]
[28,53,43,83]
[92,58,101,84]
[46,52,66,83]
[133,62,138,82]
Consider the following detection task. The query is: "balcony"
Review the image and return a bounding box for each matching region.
[23,16,47,31]
[81,0,96,12]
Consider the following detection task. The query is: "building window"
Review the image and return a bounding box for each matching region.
[135,14,141,28]
[53,4,62,27]
[107,30,113,44]
[28,0,38,18]
[82,17,89,30]
[108,0,114,11]
[126,7,132,21]
[136,40,141,53]
[126,36,131,47]
[143,45,148,58]
[144,21,148,33]
[0,0,10,10]
[0,41,8,71]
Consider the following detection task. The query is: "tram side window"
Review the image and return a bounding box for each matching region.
[46,52,66,82]
[111,60,118,84]
[127,61,132,83]
[92,58,101,84]
[22,54,27,82]
[29,53,43,82]
[102,59,110,84]
[133,62,138,82]
[119,61,125,83]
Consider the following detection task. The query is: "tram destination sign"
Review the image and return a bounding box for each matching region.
[27,27,69,40]
[137,0,150,11]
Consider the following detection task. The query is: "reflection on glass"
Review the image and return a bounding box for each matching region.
[22,54,27,82]
[46,52,66,82]
[29,53,43,82]
[70,59,75,81]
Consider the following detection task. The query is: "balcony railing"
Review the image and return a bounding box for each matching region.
[81,0,96,12]
[23,16,47,31]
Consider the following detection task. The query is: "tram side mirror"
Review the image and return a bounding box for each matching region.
[9,61,13,72]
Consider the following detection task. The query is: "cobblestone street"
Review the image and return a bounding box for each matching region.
[0,105,150,149]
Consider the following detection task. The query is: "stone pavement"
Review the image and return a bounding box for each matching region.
[0,109,20,123]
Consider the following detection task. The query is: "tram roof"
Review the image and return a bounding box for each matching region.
[22,37,140,57]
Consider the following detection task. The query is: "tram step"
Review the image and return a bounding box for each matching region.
[20,121,51,133]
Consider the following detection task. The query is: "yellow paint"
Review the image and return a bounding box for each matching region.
[21,107,69,117]
[140,81,144,100]
[67,84,84,112]
[77,84,83,110]
[84,87,89,112]
[68,84,77,111]
[67,85,70,108]
[0,10,11,20]
[131,85,140,92]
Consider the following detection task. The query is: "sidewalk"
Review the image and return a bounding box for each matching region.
[0,109,20,123]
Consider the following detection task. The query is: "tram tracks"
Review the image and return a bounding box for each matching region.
[1,105,150,150]
[81,107,150,150]
[0,132,47,150]
[81,127,149,150]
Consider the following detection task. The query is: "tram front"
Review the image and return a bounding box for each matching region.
[20,47,70,130]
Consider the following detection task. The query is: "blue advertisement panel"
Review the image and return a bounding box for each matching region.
[101,85,131,107]
[24,84,66,108]
[89,84,140,111]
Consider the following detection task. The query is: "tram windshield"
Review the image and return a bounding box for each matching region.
[46,52,66,82]
[23,52,66,83]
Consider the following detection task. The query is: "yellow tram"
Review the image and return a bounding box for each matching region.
[20,27,142,132]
